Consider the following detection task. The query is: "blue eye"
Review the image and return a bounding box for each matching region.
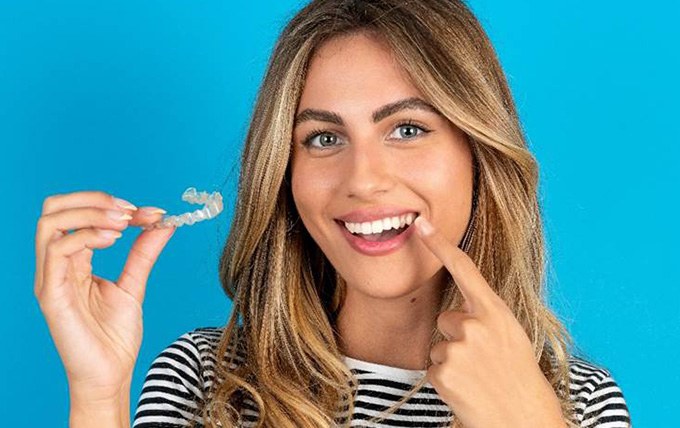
[301,121,431,150]
[303,130,339,149]
[389,123,428,140]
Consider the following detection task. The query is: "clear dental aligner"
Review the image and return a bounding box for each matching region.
[142,187,224,230]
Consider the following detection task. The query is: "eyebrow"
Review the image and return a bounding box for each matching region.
[293,97,441,127]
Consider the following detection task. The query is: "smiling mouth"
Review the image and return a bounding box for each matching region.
[356,224,409,241]
[334,219,414,242]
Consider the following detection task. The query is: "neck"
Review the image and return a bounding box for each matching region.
[335,269,447,370]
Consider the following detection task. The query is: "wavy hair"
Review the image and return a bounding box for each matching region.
[193,0,581,426]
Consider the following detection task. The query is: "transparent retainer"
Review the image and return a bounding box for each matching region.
[142,187,223,230]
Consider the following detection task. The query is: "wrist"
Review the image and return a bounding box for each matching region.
[69,377,131,428]
[70,403,129,428]
[509,376,565,428]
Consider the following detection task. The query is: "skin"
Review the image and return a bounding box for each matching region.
[414,216,565,427]
[290,31,474,371]
[290,32,565,426]
[34,191,175,426]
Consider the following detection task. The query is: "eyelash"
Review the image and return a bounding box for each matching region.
[301,119,432,150]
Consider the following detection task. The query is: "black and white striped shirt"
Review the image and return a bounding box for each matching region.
[132,326,632,427]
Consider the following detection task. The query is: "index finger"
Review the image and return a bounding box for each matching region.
[413,215,495,314]
[41,190,138,216]
[35,191,139,292]
[36,190,138,261]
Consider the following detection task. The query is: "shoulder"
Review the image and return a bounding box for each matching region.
[176,325,247,375]
[566,356,632,427]
[142,326,231,373]
[133,325,245,428]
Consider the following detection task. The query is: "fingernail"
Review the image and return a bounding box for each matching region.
[415,216,433,236]
[107,210,133,221]
[99,229,122,239]
[139,207,167,216]
[113,197,137,211]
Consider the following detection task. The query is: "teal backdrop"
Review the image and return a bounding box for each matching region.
[1,0,677,425]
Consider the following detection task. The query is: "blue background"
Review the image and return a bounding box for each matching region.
[1,0,677,425]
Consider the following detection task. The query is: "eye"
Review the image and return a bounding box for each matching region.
[301,120,431,150]
[302,128,341,149]
[388,121,430,140]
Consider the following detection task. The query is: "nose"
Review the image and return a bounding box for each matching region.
[342,140,396,200]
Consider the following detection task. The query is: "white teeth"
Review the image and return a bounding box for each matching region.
[343,212,418,235]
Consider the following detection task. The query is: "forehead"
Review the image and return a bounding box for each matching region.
[297,33,421,112]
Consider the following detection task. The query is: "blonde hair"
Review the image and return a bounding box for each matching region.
[195,0,582,426]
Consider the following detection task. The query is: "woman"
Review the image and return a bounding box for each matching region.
[35,0,632,427]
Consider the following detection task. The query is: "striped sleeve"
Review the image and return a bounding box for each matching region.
[132,331,205,427]
[580,370,632,427]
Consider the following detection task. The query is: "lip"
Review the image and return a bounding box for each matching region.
[336,206,420,223]
[335,218,417,256]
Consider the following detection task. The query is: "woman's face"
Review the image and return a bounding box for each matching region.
[290,32,474,299]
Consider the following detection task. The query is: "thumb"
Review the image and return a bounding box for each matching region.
[117,226,176,304]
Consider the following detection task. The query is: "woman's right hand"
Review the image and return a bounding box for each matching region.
[34,190,176,403]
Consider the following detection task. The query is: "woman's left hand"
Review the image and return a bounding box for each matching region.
[413,216,565,428]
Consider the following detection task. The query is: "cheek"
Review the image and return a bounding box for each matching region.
[399,149,469,193]
[291,168,311,219]
[291,163,332,224]
[399,146,473,236]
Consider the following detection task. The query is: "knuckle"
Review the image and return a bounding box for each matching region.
[96,207,112,221]
[466,318,488,342]
[34,277,50,302]
[119,268,143,286]
[44,242,55,259]
[41,195,57,214]
[94,190,113,202]
[87,228,99,240]
[35,289,49,308]
[464,315,480,327]
[430,341,446,362]
[444,342,457,360]
[437,311,454,332]
[440,310,463,325]
[128,246,155,266]
[44,236,62,257]
[91,206,117,227]
[426,364,439,385]
[459,316,476,332]
[91,190,115,207]
[101,207,124,222]
[36,215,49,234]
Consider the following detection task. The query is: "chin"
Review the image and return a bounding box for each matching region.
[340,272,423,300]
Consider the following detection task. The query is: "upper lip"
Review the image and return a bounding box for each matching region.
[335,206,420,223]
